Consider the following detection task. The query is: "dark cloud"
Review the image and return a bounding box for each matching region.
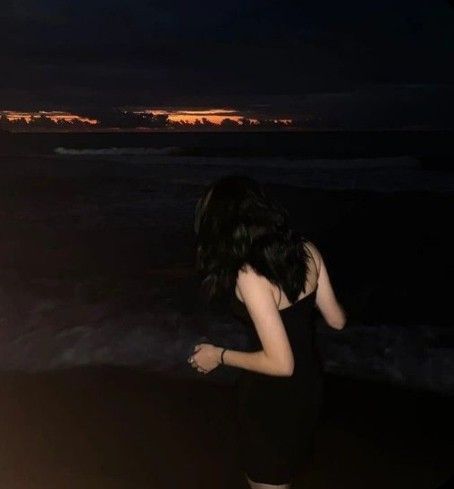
[0,0,453,129]
[0,111,169,131]
[0,111,297,131]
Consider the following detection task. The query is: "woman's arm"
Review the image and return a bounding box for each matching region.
[219,264,295,377]
[305,241,347,330]
[217,347,292,376]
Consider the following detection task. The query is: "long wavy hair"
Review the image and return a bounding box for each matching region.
[194,175,312,303]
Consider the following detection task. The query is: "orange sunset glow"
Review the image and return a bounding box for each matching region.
[1,111,98,124]
[138,108,293,126]
[140,108,259,125]
[0,108,296,131]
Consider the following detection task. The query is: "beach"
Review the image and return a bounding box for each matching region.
[0,131,453,487]
[0,366,452,488]
[1,0,453,484]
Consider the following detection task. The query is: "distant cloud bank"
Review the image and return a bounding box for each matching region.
[0,109,304,132]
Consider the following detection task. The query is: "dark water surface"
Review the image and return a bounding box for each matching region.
[0,131,453,394]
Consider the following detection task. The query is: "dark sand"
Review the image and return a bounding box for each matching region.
[0,367,452,489]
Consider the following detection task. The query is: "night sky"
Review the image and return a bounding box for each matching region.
[1,0,453,130]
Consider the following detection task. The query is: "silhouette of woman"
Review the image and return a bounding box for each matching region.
[188,175,346,488]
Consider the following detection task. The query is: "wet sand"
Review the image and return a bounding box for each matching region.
[0,367,452,489]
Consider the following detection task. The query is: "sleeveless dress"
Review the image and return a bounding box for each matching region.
[230,286,324,485]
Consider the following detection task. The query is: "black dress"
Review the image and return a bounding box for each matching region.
[230,287,324,485]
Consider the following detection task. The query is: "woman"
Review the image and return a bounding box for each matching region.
[187,175,346,488]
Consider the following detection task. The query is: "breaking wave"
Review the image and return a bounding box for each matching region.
[54,146,181,156]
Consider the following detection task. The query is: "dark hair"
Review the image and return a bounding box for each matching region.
[194,175,312,303]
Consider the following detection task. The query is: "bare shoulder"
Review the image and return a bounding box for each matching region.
[236,263,273,294]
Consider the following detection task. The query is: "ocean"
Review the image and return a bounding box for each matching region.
[0,130,453,393]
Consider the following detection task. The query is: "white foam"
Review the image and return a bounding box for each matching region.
[54,146,181,156]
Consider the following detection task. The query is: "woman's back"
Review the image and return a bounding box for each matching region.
[233,240,345,326]
[232,287,321,379]
[230,240,326,484]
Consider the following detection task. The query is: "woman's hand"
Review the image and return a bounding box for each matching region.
[187,343,221,374]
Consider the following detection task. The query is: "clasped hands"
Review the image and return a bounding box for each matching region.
[187,343,222,374]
